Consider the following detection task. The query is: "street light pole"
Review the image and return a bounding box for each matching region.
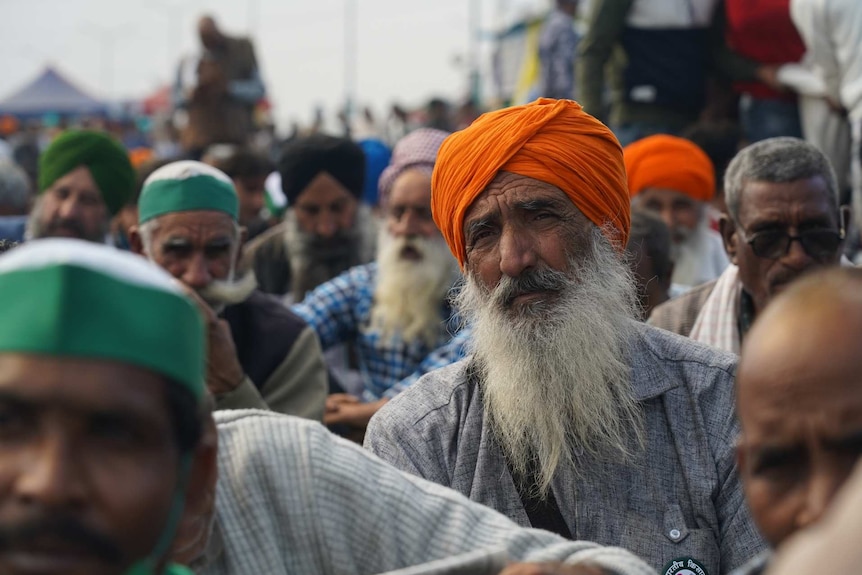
[468,0,481,105]
[343,0,357,137]
[82,23,134,99]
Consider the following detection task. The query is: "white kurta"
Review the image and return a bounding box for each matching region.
[195,410,652,575]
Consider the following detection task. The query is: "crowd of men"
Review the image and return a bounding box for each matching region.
[0,2,861,575]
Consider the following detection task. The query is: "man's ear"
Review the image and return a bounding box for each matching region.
[719,215,739,265]
[172,415,219,566]
[840,205,852,239]
[128,225,145,256]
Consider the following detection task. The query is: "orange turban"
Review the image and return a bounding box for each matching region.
[431,98,630,267]
[623,135,715,202]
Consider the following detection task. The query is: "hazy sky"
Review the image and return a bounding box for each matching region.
[2,0,547,128]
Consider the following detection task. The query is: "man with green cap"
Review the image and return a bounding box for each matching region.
[25,130,136,243]
[0,238,215,575]
[130,160,327,418]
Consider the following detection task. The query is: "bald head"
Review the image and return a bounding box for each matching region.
[737,267,862,548]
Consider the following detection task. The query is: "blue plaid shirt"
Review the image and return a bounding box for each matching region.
[292,262,470,401]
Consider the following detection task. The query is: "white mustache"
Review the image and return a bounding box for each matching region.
[197,272,258,306]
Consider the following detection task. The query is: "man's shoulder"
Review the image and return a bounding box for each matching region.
[244,222,286,259]
[635,321,736,370]
[215,409,322,453]
[630,321,737,399]
[373,359,475,428]
[647,279,718,337]
[228,290,309,334]
[342,261,378,282]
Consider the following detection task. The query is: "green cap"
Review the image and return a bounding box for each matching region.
[138,160,239,224]
[38,130,135,216]
[0,238,205,398]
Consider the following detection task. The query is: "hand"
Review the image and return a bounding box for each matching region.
[825,95,848,116]
[755,65,785,93]
[499,563,607,575]
[324,395,388,428]
[182,286,245,397]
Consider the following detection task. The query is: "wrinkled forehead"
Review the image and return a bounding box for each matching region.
[152,210,238,243]
[464,171,584,227]
[738,176,839,226]
[0,353,172,421]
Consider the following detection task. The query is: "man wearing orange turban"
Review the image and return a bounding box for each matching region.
[366,99,766,574]
[625,134,729,290]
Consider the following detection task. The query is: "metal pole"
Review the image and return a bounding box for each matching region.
[344,0,357,137]
[248,0,260,37]
[468,0,481,105]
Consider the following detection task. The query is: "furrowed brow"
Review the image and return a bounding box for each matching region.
[466,215,497,238]
[516,198,564,212]
[163,237,193,247]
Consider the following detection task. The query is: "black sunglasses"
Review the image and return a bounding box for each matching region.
[738,227,845,260]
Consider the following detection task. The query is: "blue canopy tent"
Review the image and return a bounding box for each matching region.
[0,66,108,119]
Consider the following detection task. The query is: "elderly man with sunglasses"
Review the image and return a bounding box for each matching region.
[650,137,849,353]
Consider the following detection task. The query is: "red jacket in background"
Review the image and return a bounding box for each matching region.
[724,0,805,100]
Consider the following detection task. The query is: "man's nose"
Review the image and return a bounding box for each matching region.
[391,211,421,238]
[15,435,87,510]
[795,467,845,531]
[58,196,83,220]
[181,253,212,290]
[498,226,538,278]
[314,213,338,239]
[781,235,814,269]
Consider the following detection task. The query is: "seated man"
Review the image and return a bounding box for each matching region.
[292,129,468,432]
[0,238,214,575]
[626,209,674,319]
[732,267,862,574]
[625,134,729,291]
[203,145,274,240]
[0,159,30,242]
[649,137,848,353]
[131,161,327,419]
[366,99,766,573]
[243,134,376,301]
[26,130,136,243]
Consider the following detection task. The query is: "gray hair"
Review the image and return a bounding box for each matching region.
[724,137,839,221]
[0,160,31,213]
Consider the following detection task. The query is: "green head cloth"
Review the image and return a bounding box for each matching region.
[38,130,135,216]
[138,160,239,224]
[0,238,205,399]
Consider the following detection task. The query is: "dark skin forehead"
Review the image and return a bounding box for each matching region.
[151,211,237,245]
[738,296,862,437]
[0,354,175,435]
[736,177,838,230]
[463,172,587,236]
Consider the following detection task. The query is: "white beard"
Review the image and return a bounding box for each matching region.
[671,217,725,288]
[370,229,460,348]
[455,227,644,496]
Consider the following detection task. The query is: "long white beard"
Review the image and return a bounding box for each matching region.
[370,229,459,348]
[671,218,723,288]
[455,227,644,496]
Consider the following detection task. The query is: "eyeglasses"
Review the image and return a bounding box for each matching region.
[738,227,845,260]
